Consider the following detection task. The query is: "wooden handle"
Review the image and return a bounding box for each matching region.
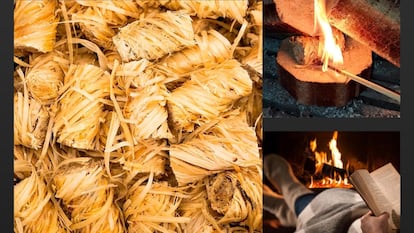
[329,66,401,104]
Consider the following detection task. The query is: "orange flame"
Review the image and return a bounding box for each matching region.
[308,131,352,188]
[314,0,343,72]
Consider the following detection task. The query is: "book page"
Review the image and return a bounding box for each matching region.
[370,163,400,229]
[350,169,391,216]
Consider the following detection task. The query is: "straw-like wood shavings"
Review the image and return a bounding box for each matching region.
[71,7,117,50]
[239,65,263,129]
[14,170,64,233]
[25,53,65,105]
[167,59,252,132]
[123,172,190,233]
[52,158,124,233]
[169,115,260,185]
[14,91,49,150]
[75,0,142,21]
[158,29,232,75]
[178,168,262,232]
[14,146,34,181]
[14,145,62,183]
[14,0,58,55]
[114,59,152,90]
[118,62,172,141]
[160,0,248,24]
[117,139,168,180]
[52,64,110,150]
[112,10,195,61]
[124,84,171,141]
[206,169,262,229]
[14,0,263,231]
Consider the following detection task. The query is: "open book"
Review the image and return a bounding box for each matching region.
[349,163,400,231]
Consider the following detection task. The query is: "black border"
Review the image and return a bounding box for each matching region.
[1,0,14,231]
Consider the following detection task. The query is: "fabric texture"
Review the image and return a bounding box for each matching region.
[264,154,315,213]
[264,192,298,227]
[295,188,369,233]
[294,193,317,216]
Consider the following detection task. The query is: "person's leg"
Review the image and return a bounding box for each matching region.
[294,193,317,215]
[264,154,315,216]
[263,184,297,227]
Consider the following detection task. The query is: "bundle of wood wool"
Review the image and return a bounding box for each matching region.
[14,171,64,233]
[159,29,232,75]
[169,115,261,185]
[14,145,62,182]
[14,146,34,181]
[69,1,152,51]
[14,0,58,55]
[25,53,65,105]
[167,59,252,132]
[52,158,124,233]
[114,59,152,90]
[178,169,262,232]
[74,0,142,23]
[123,172,190,232]
[117,139,168,179]
[205,169,262,231]
[14,92,49,150]
[117,61,172,141]
[160,0,248,24]
[179,180,229,233]
[112,10,195,61]
[70,7,118,50]
[52,64,110,150]
[124,84,171,141]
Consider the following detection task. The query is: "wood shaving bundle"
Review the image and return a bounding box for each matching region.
[52,158,124,233]
[113,10,195,61]
[14,0,263,232]
[160,0,248,24]
[167,59,253,132]
[14,0,58,55]
[14,91,49,150]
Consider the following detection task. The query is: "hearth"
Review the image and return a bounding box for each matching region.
[263,0,400,118]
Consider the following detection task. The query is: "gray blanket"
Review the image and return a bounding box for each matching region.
[295,188,369,233]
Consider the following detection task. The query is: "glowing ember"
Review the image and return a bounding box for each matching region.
[314,0,343,72]
[308,131,352,188]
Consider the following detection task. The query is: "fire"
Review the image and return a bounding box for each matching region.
[314,0,343,72]
[308,131,352,188]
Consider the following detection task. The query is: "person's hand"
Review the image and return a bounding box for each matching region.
[361,211,389,233]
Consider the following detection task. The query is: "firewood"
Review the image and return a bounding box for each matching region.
[289,28,345,65]
[276,36,372,106]
[263,1,302,37]
[274,0,400,67]
[329,0,400,67]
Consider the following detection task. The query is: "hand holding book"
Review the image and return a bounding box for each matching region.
[350,163,400,232]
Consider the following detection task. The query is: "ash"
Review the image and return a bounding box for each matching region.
[263,36,400,118]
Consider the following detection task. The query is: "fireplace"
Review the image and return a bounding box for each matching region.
[263,0,400,118]
[262,131,400,232]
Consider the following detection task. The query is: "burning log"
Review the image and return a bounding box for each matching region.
[274,0,400,67]
[328,0,400,67]
[320,162,348,177]
[276,36,372,106]
[289,28,345,65]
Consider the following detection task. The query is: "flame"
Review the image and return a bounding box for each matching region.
[314,0,343,72]
[308,131,352,189]
[329,131,343,169]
